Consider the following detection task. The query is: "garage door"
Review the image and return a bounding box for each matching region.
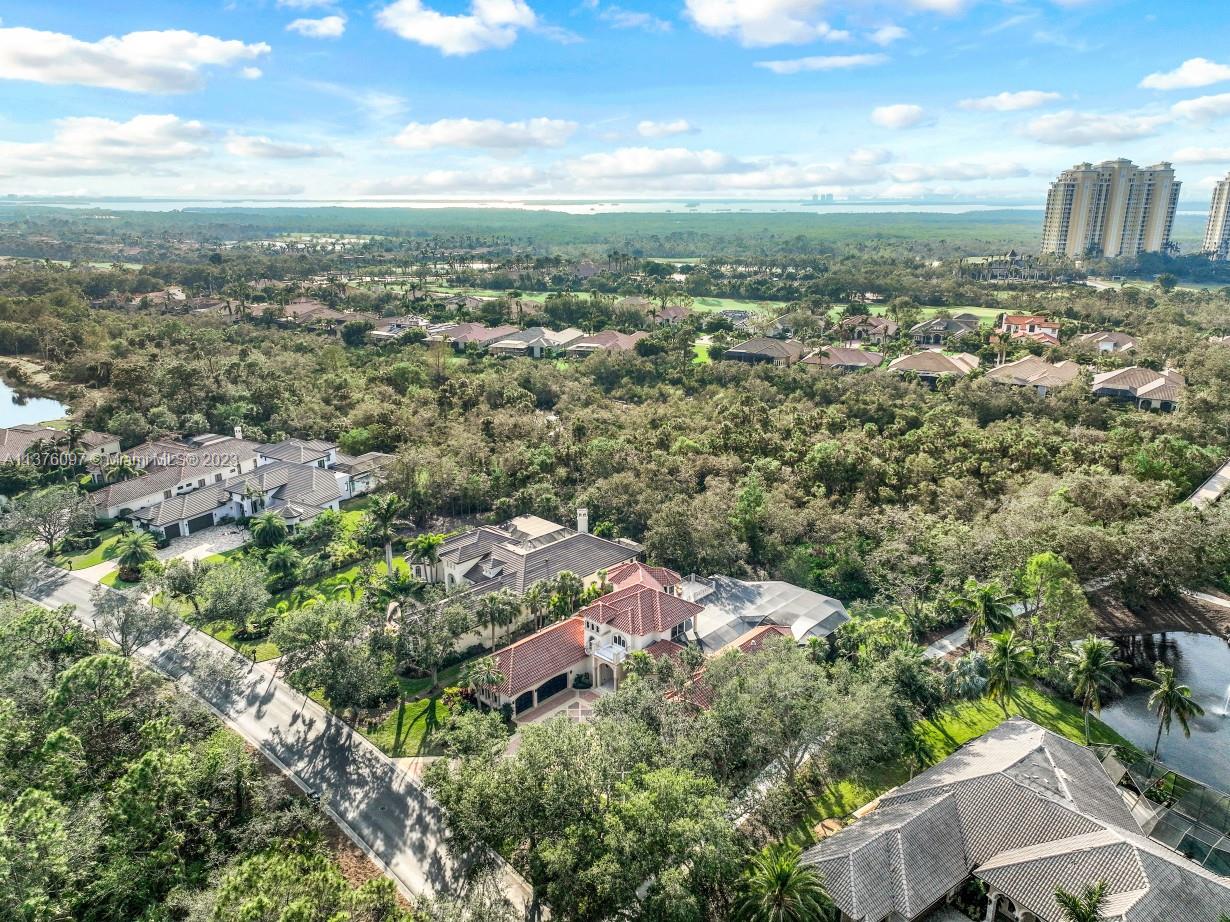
[535,673,568,704]
[186,513,215,534]
[162,523,182,540]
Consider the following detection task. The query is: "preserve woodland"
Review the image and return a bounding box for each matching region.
[1,208,1230,922]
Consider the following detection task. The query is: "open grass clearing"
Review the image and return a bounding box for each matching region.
[55,525,124,569]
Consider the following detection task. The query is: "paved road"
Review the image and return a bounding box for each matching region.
[26,566,531,910]
[1189,458,1230,509]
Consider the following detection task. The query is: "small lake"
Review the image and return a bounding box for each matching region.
[0,378,68,427]
[1101,631,1230,791]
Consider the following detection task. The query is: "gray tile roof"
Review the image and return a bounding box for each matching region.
[441,516,639,597]
[222,460,342,511]
[802,719,1230,922]
[130,487,226,526]
[256,438,335,464]
[92,436,261,511]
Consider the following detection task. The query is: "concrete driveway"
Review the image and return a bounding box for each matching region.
[159,524,248,563]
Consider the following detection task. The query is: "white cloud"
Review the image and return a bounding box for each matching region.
[848,147,892,165]
[357,165,547,194]
[1024,109,1170,144]
[0,114,209,177]
[241,67,263,79]
[287,15,347,39]
[564,146,749,179]
[683,0,849,46]
[225,133,337,159]
[637,119,696,138]
[596,5,671,32]
[871,104,926,129]
[958,90,1062,112]
[1171,92,1230,121]
[756,53,886,75]
[1141,58,1230,91]
[888,160,1029,182]
[376,0,537,55]
[1172,147,1230,164]
[0,26,269,93]
[277,0,336,8]
[869,25,907,46]
[393,116,577,149]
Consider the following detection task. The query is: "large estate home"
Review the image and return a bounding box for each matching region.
[888,351,979,382]
[803,347,884,371]
[1076,331,1137,353]
[996,314,1060,346]
[479,561,700,715]
[417,513,640,598]
[722,336,806,366]
[93,433,388,539]
[563,330,648,356]
[1092,367,1185,411]
[803,719,1230,922]
[837,315,898,345]
[985,355,1081,395]
[680,574,849,653]
[0,423,119,465]
[488,326,585,358]
[910,313,981,347]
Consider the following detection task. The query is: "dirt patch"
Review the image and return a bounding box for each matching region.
[1091,590,1230,639]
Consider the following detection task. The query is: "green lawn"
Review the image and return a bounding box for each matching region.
[100,570,142,590]
[200,546,249,567]
[785,685,1136,847]
[692,342,711,364]
[55,526,125,570]
[363,695,449,757]
[200,620,280,662]
[689,296,781,318]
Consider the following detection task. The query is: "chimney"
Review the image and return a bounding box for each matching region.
[576,507,589,534]
[233,425,243,440]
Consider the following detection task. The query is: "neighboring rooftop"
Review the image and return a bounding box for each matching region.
[492,617,586,698]
[985,355,1080,390]
[888,351,980,377]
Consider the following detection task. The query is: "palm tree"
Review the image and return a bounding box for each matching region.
[984,630,1034,719]
[406,532,446,576]
[105,455,141,483]
[805,636,826,665]
[250,510,288,548]
[945,651,988,701]
[952,580,1017,647]
[460,656,504,698]
[114,530,157,582]
[625,650,655,679]
[548,571,584,622]
[264,543,302,586]
[1134,664,1205,760]
[523,579,551,630]
[364,493,406,575]
[734,843,836,922]
[1055,879,1108,922]
[476,589,519,649]
[1065,636,1126,744]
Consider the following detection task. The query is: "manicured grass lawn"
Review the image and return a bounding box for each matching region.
[200,546,248,567]
[200,620,280,662]
[100,570,142,590]
[692,342,711,364]
[55,526,124,569]
[397,660,467,701]
[363,695,449,757]
[689,296,780,317]
[785,685,1136,847]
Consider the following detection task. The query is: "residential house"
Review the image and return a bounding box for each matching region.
[418,513,640,597]
[984,355,1080,395]
[1092,366,1184,411]
[802,718,1230,922]
[331,451,391,499]
[573,259,600,280]
[888,351,980,382]
[368,315,428,343]
[478,562,701,715]
[564,330,648,357]
[256,298,348,329]
[430,322,521,350]
[802,347,884,371]
[722,337,806,366]
[717,309,753,330]
[910,313,981,347]
[488,327,585,358]
[655,305,691,325]
[997,314,1060,346]
[90,433,262,520]
[103,435,383,538]
[0,424,119,466]
[957,250,1052,282]
[1075,331,1137,353]
[678,574,849,654]
[615,296,655,315]
[836,315,898,345]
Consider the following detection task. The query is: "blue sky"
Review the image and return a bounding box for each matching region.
[2,0,1229,202]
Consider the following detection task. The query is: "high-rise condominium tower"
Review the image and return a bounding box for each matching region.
[1203,173,1230,260]
[1040,159,1181,258]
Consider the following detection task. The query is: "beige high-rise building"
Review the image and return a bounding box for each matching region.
[1041,159,1181,258]
[1203,173,1230,260]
